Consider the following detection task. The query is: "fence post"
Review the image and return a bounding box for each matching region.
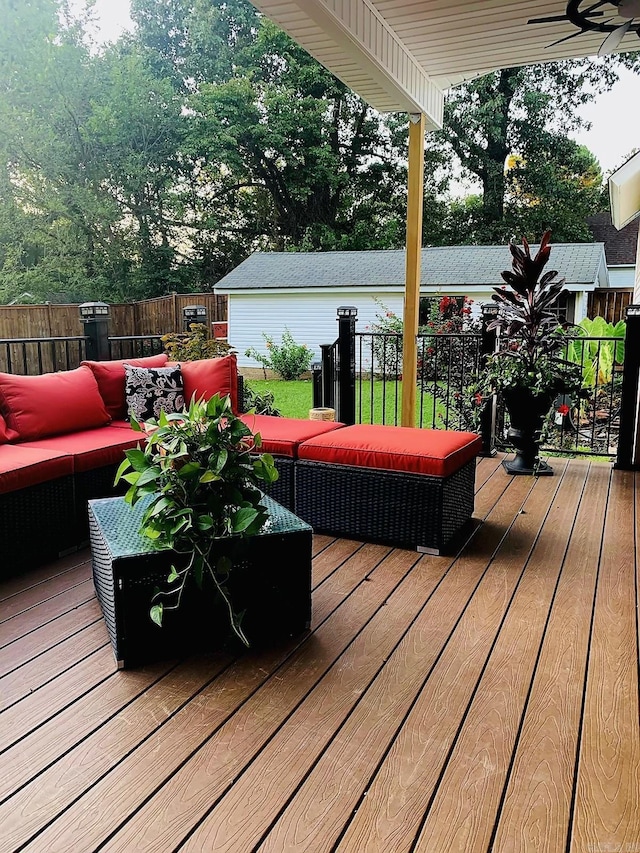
[321,343,335,409]
[183,304,207,332]
[615,304,640,470]
[79,302,111,361]
[336,306,357,425]
[479,303,499,456]
[311,361,323,408]
[172,292,179,330]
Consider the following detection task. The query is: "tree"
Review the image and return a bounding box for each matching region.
[133,0,448,252]
[0,0,195,301]
[432,58,638,243]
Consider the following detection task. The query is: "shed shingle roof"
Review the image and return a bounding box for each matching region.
[215,245,606,291]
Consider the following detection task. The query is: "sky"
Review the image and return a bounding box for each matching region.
[83,0,640,177]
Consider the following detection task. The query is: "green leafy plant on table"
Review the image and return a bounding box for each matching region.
[162,323,232,361]
[245,327,312,380]
[115,394,278,646]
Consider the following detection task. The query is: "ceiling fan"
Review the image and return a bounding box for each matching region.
[528,0,640,54]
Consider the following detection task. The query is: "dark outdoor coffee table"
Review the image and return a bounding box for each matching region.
[89,493,312,669]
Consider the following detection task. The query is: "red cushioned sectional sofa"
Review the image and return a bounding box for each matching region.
[0,353,481,577]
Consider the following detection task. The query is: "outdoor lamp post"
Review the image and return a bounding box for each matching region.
[79,301,110,361]
[311,360,323,408]
[183,304,207,332]
[336,306,357,425]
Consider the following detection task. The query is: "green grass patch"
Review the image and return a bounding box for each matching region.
[244,378,443,427]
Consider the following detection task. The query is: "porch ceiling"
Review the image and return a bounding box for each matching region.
[248,1,639,126]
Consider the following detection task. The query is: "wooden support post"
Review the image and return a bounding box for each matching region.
[401,113,425,427]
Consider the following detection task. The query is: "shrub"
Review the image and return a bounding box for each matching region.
[242,382,282,416]
[368,299,403,378]
[245,328,312,380]
[162,323,232,361]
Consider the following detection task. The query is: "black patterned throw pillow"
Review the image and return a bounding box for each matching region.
[124,364,185,422]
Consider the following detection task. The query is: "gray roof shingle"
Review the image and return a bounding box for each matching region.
[215,244,606,291]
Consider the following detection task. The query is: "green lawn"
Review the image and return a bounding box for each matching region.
[244,378,442,427]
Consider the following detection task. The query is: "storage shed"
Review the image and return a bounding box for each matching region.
[214,245,609,368]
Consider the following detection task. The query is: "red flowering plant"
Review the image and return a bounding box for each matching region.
[419,294,478,381]
[418,294,482,431]
[471,231,583,426]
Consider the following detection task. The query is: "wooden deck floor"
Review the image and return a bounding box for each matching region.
[1,455,639,853]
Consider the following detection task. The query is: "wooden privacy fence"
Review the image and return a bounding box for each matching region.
[587,289,632,325]
[0,293,227,340]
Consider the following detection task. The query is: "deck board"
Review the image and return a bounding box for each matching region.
[570,469,640,851]
[1,456,638,853]
[492,461,609,853]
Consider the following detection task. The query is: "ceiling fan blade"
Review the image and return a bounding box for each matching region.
[547,28,592,47]
[528,14,571,24]
[547,17,614,48]
[598,18,633,53]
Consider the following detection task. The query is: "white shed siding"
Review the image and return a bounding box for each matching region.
[608,267,636,288]
[228,289,404,368]
[226,287,494,368]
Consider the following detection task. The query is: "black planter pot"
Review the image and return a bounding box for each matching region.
[501,387,554,476]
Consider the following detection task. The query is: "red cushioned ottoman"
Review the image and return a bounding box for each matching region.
[240,413,344,511]
[296,424,482,553]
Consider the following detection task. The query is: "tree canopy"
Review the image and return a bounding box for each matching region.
[0,0,637,303]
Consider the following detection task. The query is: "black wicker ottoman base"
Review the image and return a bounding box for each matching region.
[89,493,312,668]
[260,456,294,511]
[295,457,476,554]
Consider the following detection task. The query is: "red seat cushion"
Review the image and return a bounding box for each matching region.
[0,413,8,445]
[109,419,140,430]
[0,445,73,495]
[297,424,482,478]
[171,355,239,414]
[82,354,169,419]
[0,367,111,442]
[21,425,144,473]
[240,414,344,458]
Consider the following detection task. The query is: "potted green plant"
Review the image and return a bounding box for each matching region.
[476,230,583,475]
[115,393,279,646]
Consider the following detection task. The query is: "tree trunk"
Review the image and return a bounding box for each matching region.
[480,68,520,234]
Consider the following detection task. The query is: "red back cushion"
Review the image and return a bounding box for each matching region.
[82,354,168,419]
[0,367,111,442]
[173,355,238,413]
[0,413,8,445]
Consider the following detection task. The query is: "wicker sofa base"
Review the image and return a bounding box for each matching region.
[261,456,294,511]
[295,457,477,554]
[74,463,128,543]
[0,476,76,577]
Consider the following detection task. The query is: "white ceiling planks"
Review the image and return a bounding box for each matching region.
[247,0,640,122]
